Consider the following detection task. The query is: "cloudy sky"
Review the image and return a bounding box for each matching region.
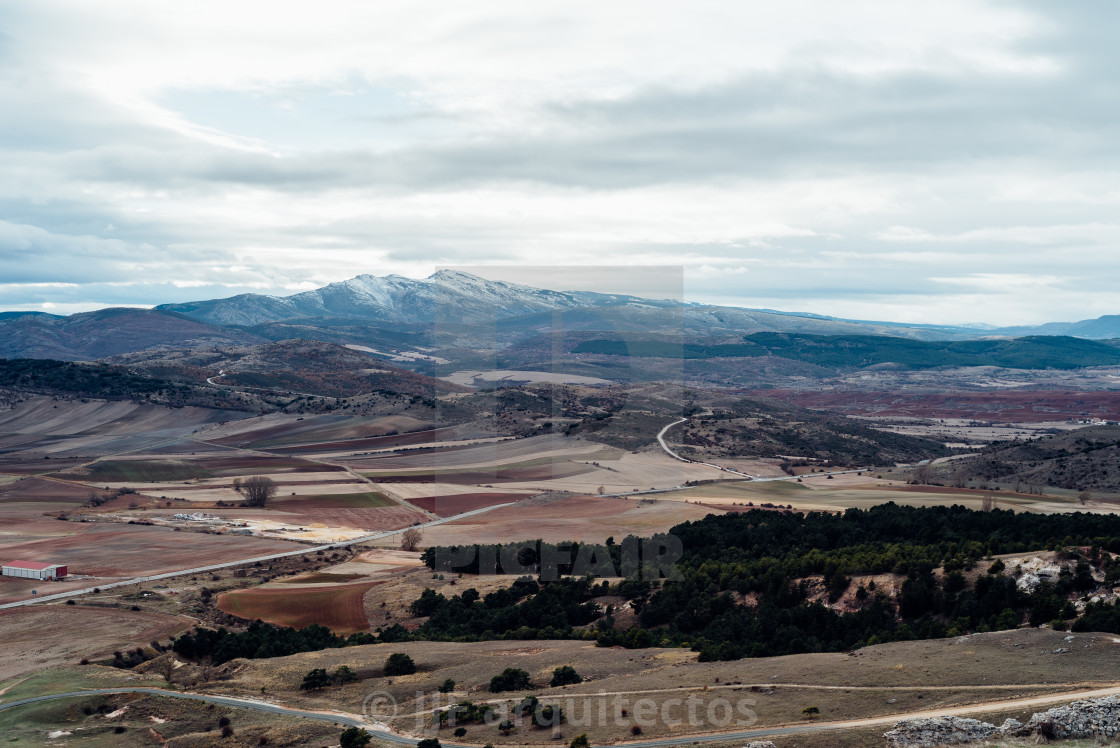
[2,1,1119,325]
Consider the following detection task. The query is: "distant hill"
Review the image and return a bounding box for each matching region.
[0,307,265,360]
[156,270,986,342]
[573,333,1120,370]
[950,425,1120,493]
[108,339,467,399]
[1000,314,1120,340]
[156,269,651,327]
[0,358,251,410]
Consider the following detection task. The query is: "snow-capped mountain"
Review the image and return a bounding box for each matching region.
[156,270,654,327]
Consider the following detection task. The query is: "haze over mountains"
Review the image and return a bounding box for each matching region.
[1,269,1119,362]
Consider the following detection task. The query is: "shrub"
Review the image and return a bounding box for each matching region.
[340,727,372,748]
[550,665,582,687]
[417,739,441,748]
[384,653,416,676]
[334,665,359,684]
[438,678,456,693]
[489,667,531,692]
[569,734,590,748]
[299,668,331,691]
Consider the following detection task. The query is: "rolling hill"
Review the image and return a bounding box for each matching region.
[0,307,265,360]
[573,332,1120,370]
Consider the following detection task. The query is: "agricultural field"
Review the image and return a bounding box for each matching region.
[665,476,1120,515]
[399,493,719,546]
[0,396,252,469]
[0,605,191,680]
[0,522,295,604]
[218,580,380,634]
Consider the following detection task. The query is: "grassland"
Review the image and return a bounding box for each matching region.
[206,628,1120,747]
[0,606,191,680]
[0,690,339,747]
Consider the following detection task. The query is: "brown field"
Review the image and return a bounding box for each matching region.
[403,494,720,546]
[210,628,1120,747]
[62,453,346,483]
[200,413,444,450]
[0,523,294,603]
[0,605,192,680]
[405,491,536,517]
[279,571,368,584]
[377,482,535,499]
[362,462,596,484]
[276,505,427,531]
[217,580,379,633]
[347,435,619,470]
[0,476,92,504]
[0,396,252,461]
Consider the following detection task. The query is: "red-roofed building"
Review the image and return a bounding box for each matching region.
[2,560,68,580]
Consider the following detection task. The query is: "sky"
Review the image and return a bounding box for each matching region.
[2,1,1119,325]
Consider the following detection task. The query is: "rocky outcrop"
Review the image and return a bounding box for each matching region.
[1027,695,1120,740]
[883,716,1001,747]
[742,742,776,748]
[884,696,1120,746]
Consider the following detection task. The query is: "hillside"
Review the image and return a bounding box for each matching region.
[573,332,1120,370]
[671,398,952,465]
[0,358,252,410]
[107,339,467,399]
[0,307,265,360]
[952,425,1120,493]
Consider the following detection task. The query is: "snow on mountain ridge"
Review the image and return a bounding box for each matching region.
[158,270,599,326]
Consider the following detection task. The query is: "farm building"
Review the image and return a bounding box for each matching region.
[1,560,68,580]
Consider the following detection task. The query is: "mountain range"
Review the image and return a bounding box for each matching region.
[1,270,1119,362]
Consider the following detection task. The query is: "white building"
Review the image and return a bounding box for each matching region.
[1,560,68,580]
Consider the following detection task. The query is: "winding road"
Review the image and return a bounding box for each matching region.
[655,417,871,484]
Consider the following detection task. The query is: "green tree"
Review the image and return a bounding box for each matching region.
[385,653,417,676]
[454,728,467,737]
[334,665,359,684]
[489,667,531,692]
[417,739,441,748]
[438,678,456,693]
[340,727,372,748]
[299,668,331,691]
[802,706,820,720]
[570,734,590,748]
[550,665,583,687]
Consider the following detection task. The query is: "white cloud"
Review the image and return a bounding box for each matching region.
[1,1,1119,326]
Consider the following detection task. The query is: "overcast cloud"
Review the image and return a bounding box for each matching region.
[1,0,1119,325]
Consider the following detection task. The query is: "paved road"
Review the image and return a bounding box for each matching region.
[6,684,1120,747]
[0,503,514,611]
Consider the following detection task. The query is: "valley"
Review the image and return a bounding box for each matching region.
[2,273,1120,748]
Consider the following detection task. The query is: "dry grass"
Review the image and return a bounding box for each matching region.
[0,605,191,680]
[208,629,1120,746]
